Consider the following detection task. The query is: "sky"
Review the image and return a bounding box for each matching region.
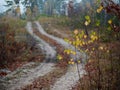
[0,0,25,14]
[76,0,82,3]
[0,0,8,13]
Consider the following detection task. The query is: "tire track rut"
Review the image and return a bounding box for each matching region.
[0,21,86,90]
[35,21,86,62]
[26,22,56,61]
[33,21,86,90]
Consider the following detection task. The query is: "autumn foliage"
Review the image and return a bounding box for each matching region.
[0,18,33,71]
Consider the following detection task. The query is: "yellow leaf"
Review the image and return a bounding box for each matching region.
[97,9,100,13]
[97,6,103,13]
[85,21,89,26]
[99,46,104,50]
[68,61,71,64]
[108,20,112,24]
[71,61,75,65]
[72,51,76,55]
[57,55,63,60]
[74,30,79,35]
[69,41,72,44]
[85,49,89,52]
[88,60,93,63]
[88,19,91,23]
[92,48,95,51]
[90,35,94,39]
[66,52,69,54]
[78,60,81,63]
[83,35,87,39]
[70,59,73,62]
[79,43,83,46]
[72,41,76,46]
[99,6,103,10]
[67,50,71,54]
[88,40,93,44]
[82,42,85,45]
[64,38,69,42]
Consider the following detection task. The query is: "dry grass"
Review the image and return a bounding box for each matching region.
[0,17,44,72]
[38,16,73,39]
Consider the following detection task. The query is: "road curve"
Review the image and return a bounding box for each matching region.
[35,21,86,62]
[34,21,86,90]
[26,22,56,60]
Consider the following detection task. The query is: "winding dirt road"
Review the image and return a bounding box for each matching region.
[35,21,86,62]
[26,22,56,60]
[34,21,86,90]
[0,21,86,90]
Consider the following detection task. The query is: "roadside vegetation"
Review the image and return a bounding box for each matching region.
[0,0,120,90]
[0,17,44,72]
[58,1,120,90]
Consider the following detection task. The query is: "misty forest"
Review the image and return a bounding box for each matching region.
[0,0,120,90]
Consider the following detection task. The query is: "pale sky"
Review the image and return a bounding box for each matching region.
[76,0,82,3]
[0,0,9,13]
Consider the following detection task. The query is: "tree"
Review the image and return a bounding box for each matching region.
[68,1,74,17]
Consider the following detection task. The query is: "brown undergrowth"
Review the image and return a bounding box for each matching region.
[72,41,120,90]
[0,17,44,76]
